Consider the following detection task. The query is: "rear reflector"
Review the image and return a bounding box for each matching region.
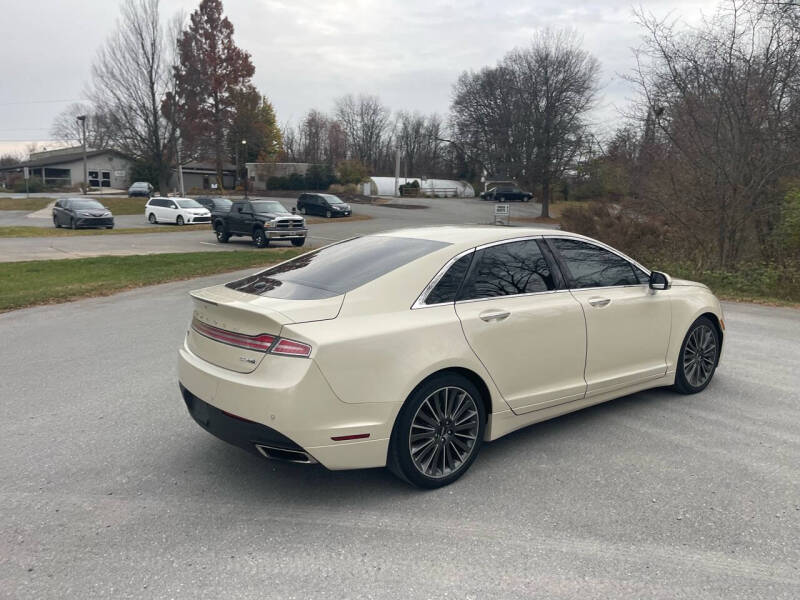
[331,433,371,441]
[191,317,312,358]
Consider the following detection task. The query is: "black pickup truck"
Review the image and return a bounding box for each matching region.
[212,199,307,248]
[479,183,533,202]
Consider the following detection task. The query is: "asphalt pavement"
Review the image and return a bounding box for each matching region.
[1,276,798,599]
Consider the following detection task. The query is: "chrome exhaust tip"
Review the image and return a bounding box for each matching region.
[254,444,317,464]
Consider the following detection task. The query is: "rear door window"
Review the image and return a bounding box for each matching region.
[424,253,474,305]
[459,240,555,300]
[227,236,449,299]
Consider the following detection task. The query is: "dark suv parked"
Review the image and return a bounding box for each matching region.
[53,198,114,229]
[297,193,351,217]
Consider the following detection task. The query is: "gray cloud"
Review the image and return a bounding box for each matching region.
[0,0,719,156]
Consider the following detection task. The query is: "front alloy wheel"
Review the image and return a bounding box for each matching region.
[389,374,485,488]
[176,215,184,226]
[253,228,269,248]
[674,316,719,394]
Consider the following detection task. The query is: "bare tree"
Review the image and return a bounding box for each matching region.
[50,103,113,150]
[451,30,600,217]
[628,0,800,268]
[89,0,176,190]
[334,94,391,171]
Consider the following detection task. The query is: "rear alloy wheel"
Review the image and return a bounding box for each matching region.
[148,213,157,224]
[674,316,719,394]
[326,210,332,218]
[215,223,230,243]
[176,215,184,226]
[300,206,307,215]
[389,373,485,488]
[253,228,269,248]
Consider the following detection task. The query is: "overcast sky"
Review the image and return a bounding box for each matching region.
[0,0,719,157]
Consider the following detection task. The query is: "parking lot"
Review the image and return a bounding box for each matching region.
[1,193,799,598]
[0,194,549,262]
[1,274,799,598]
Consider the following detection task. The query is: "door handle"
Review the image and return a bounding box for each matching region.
[588,297,611,308]
[479,310,511,322]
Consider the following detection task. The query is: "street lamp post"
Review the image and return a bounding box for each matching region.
[76,115,87,194]
[241,139,248,198]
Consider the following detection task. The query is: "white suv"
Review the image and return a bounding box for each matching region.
[145,197,211,225]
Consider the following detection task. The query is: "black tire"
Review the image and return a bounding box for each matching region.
[148,213,157,224]
[176,215,184,226]
[106,225,114,230]
[53,217,60,228]
[325,210,332,218]
[300,206,306,215]
[388,373,486,489]
[70,218,77,230]
[253,228,269,248]
[291,238,305,247]
[673,316,720,394]
[214,222,230,243]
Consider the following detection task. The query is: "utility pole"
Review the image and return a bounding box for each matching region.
[394,145,401,197]
[76,115,87,194]
[176,131,185,197]
[241,140,248,198]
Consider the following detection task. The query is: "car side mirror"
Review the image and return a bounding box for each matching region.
[649,271,672,291]
[291,207,297,214]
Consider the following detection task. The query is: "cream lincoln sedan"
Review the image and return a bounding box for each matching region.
[178,226,724,488]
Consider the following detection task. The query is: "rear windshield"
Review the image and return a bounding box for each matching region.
[226,235,449,299]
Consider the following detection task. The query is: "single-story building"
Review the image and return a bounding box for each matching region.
[0,147,134,189]
[171,161,236,192]
[246,162,312,191]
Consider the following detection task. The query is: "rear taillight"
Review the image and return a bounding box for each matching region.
[191,318,311,358]
[271,338,313,358]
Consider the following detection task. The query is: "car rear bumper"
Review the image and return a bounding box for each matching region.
[177,341,396,470]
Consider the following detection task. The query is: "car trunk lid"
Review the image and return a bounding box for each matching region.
[187,285,342,373]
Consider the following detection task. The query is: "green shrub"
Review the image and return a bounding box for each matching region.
[305,164,337,190]
[12,176,45,193]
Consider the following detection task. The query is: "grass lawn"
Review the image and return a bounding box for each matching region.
[0,197,55,211]
[0,249,303,312]
[0,225,209,238]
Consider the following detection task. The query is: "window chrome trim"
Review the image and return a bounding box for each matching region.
[412,233,652,309]
[455,288,573,305]
[411,248,476,309]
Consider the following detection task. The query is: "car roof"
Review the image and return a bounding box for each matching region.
[378,225,579,247]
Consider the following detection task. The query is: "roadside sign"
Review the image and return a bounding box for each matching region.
[23,167,29,180]
[494,203,510,226]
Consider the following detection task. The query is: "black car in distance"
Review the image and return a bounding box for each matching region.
[53,198,115,229]
[297,193,351,217]
[479,183,533,202]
